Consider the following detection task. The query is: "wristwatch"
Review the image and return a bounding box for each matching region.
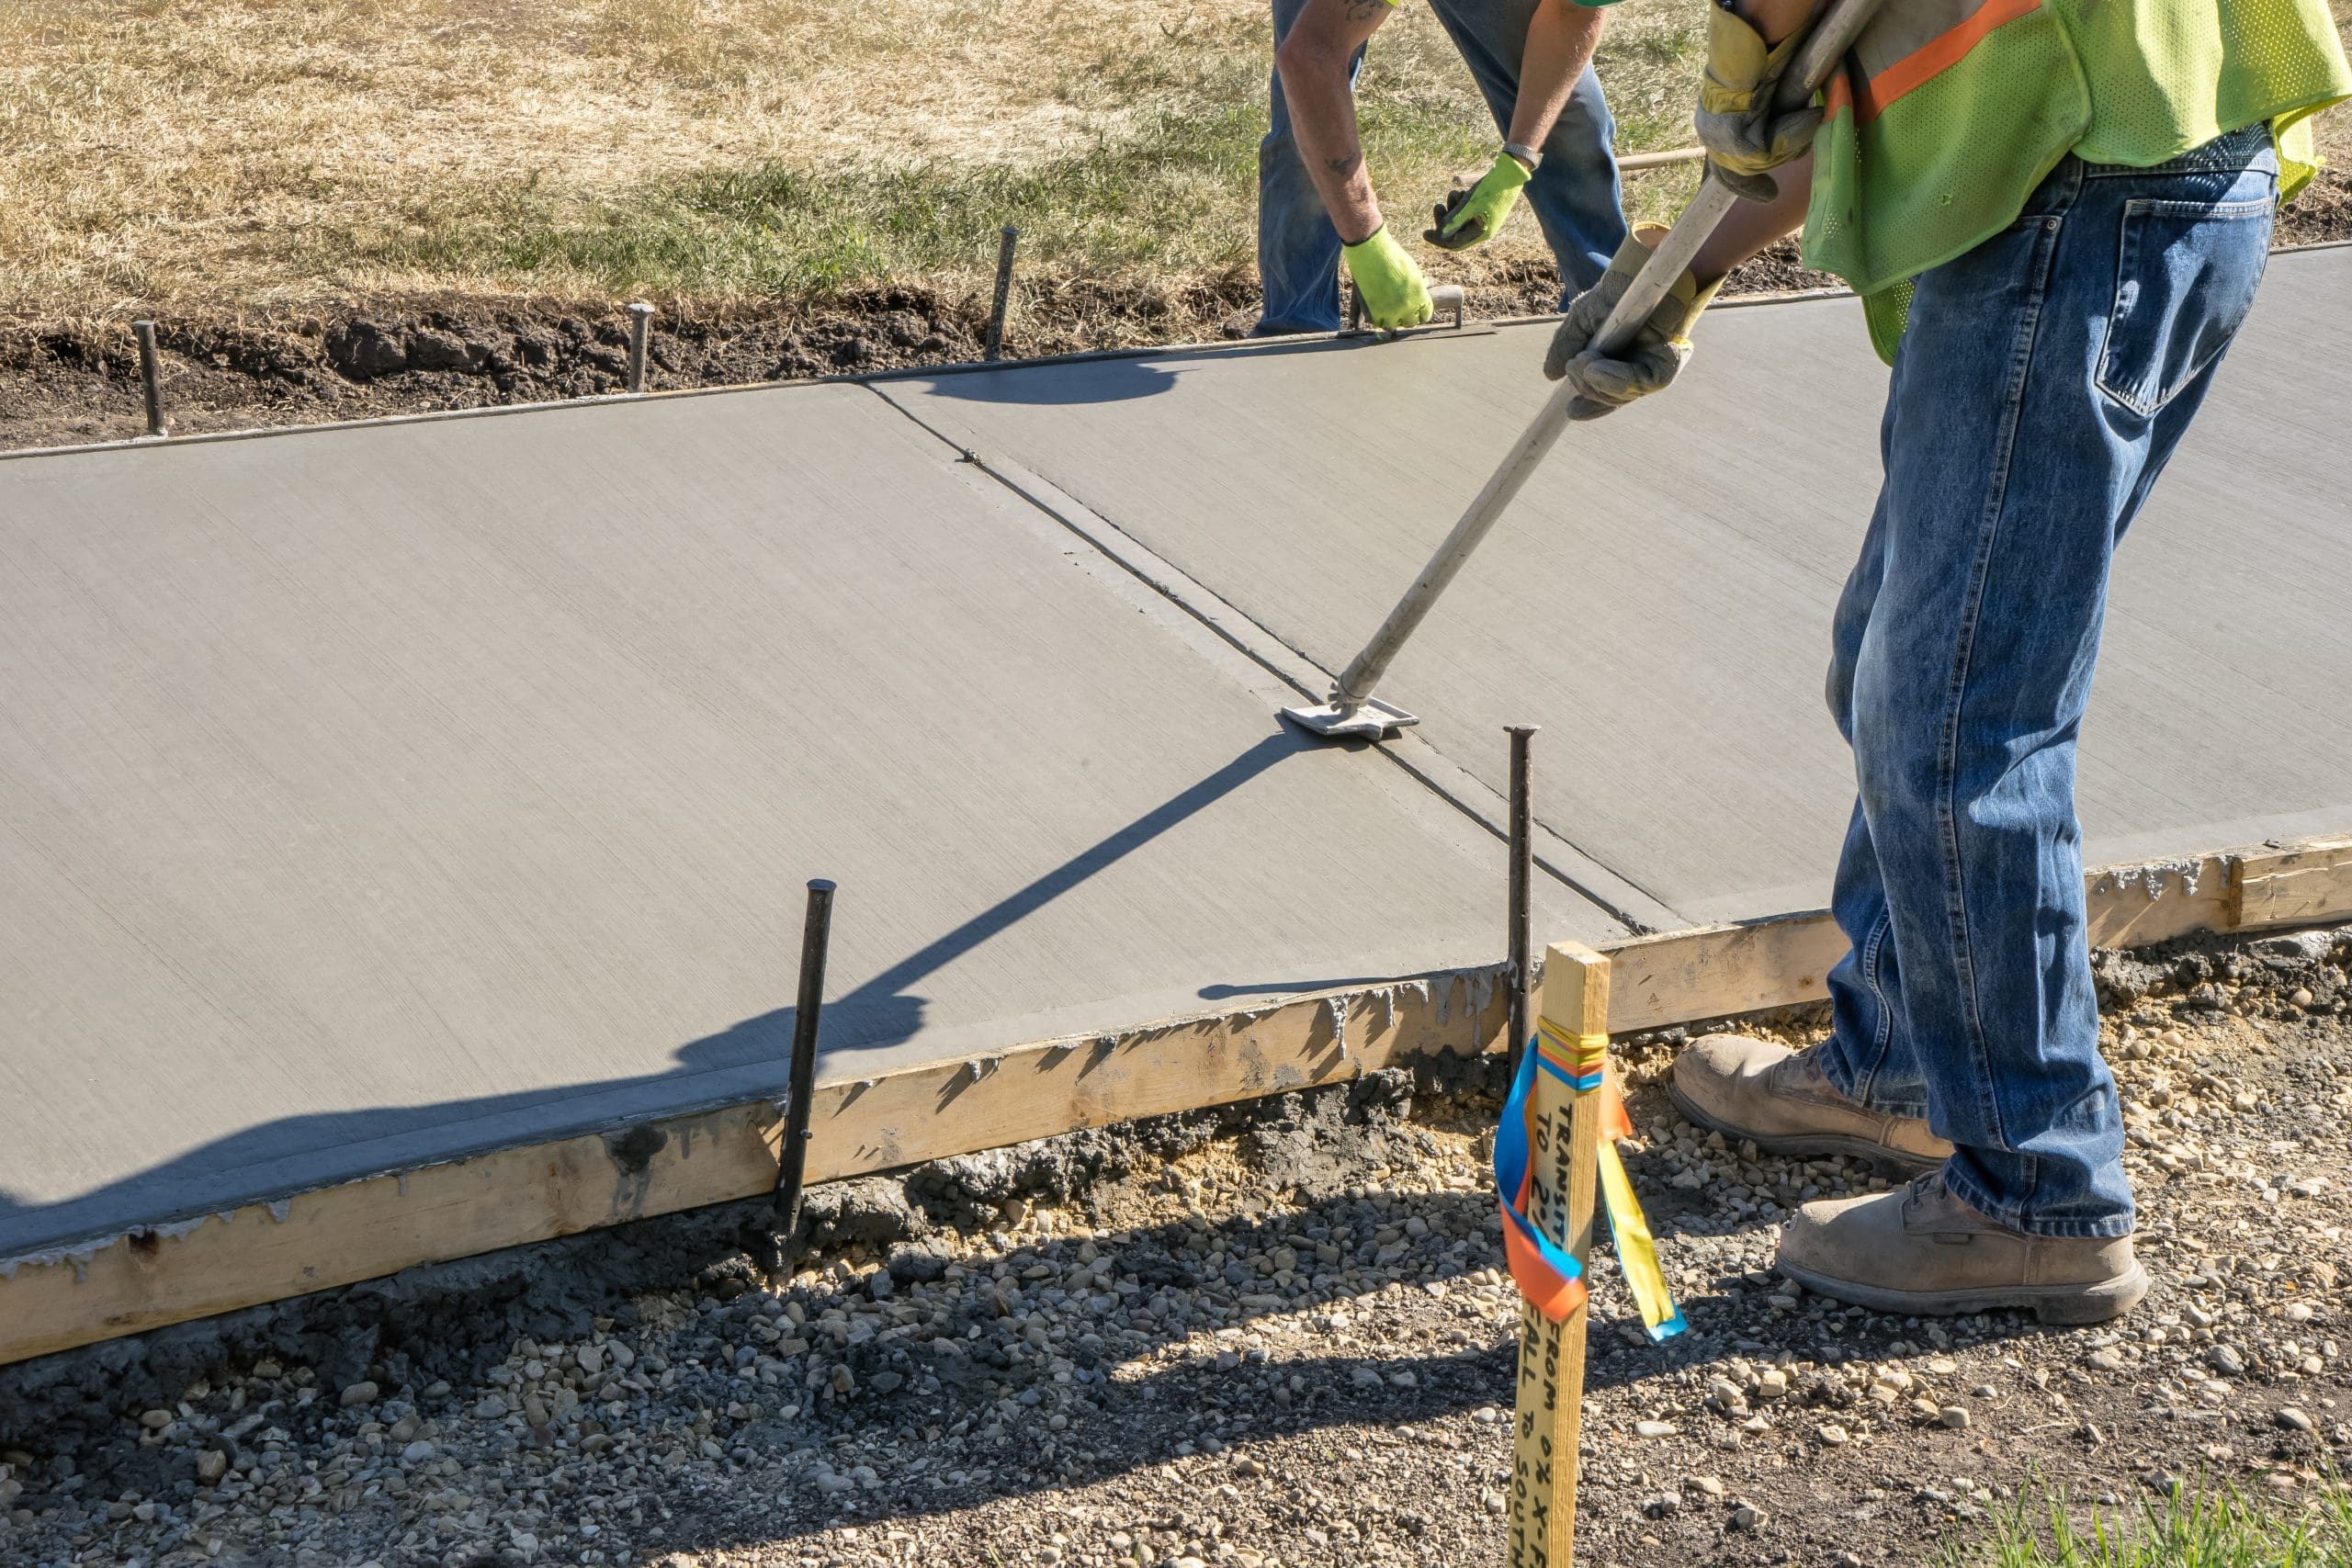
[1504,140,1542,171]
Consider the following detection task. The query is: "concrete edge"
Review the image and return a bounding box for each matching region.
[6,828,2345,1368]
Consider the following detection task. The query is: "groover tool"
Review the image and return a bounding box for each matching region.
[1283,0,1888,742]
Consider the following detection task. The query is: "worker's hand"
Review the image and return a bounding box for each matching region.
[1542,223,1721,419]
[1424,151,1533,251]
[1342,226,1435,330]
[1694,3,1824,203]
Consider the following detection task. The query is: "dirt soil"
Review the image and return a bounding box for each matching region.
[0,237,1840,455]
[15,172,2344,460]
[4,921,2350,1568]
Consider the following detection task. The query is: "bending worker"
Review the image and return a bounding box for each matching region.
[1548,0,2347,1321]
[1259,0,1626,333]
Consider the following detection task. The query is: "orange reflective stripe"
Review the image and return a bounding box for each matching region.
[1823,67,1855,121]
[1824,0,2043,126]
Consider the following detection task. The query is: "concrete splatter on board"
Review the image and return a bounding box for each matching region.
[2093,858,2209,902]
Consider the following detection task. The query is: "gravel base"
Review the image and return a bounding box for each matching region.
[3,924,2348,1568]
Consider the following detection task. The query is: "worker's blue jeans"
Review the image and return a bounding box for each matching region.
[1817,124,2279,1239]
[1255,0,1626,335]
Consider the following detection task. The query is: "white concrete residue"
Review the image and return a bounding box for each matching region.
[0,1235,119,1282]
[1364,984,1399,1043]
[1466,964,1499,1022]
[1320,994,1350,1064]
[2095,858,2208,900]
[264,1199,292,1224]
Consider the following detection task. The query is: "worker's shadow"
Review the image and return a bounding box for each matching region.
[0,730,1367,1258]
[908,338,1353,407]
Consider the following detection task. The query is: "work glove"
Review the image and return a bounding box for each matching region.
[1694,1,1824,202]
[1542,223,1722,420]
[1342,225,1434,331]
[1424,150,1533,251]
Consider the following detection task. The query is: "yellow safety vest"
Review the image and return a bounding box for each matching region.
[1801,0,2352,361]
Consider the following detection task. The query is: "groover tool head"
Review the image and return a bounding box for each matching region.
[1280,697,1419,741]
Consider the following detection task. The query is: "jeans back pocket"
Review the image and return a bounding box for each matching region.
[2096,179,2276,419]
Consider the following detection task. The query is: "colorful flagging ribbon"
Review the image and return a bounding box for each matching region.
[1492,1020,1686,1340]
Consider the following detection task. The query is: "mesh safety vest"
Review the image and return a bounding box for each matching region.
[1801,0,2352,361]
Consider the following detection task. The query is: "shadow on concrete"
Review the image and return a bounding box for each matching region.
[0,729,1379,1258]
[911,334,1373,406]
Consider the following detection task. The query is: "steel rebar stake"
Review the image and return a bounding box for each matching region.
[774,878,836,1271]
[131,321,167,438]
[984,225,1020,361]
[625,302,654,394]
[1506,727,1536,1074]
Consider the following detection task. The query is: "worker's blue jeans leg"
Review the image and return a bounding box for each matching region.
[1815,125,2278,1239]
[1256,0,1625,335]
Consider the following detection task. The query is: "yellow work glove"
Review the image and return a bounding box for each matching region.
[1424,150,1533,251]
[1342,225,1434,331]
[1541,223,1723,420]
[1694,2,1823,202]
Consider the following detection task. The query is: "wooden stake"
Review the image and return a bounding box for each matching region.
[1507,941,1608,1568]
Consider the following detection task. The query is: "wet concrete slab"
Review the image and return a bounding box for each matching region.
[882,246,2352,925]
[0,386,1617,1257]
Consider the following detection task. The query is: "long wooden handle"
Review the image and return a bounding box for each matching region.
[1328,0,1888,713]
[1590,0,1882,357]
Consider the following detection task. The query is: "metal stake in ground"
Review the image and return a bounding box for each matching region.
[773,878,836,1272]
[131,321,168,439]
[625,302,654,395]
[1506,726,1536,1076]
[984,225,1020,362]
[1508,942,1608,1568]
[1281,0,1888,742]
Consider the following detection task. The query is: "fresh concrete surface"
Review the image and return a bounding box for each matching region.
[10,248,2346,1266]
[0,386,1617,1257]
[882,246,2352,926]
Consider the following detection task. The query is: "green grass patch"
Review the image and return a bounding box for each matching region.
[1952,1477,2352,1568]
[324,95,1503,300]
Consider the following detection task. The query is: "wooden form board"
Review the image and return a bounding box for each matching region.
[6,832,2348,1368]
[0,970,1509,1365]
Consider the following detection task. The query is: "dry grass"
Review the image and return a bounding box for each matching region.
[0,0,1713,313]
[0,0,2340,317]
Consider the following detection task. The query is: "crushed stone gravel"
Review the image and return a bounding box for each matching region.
[3,923,2349,1567]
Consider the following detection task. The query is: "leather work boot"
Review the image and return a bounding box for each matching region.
[1669,1034,1951,1174]
[1777,1175,2149,1324]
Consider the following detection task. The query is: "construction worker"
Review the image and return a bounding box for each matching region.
[1547,1,2349,1322]
[1259,0,1626,334]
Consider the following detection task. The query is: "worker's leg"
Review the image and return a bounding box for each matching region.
[1781,127,2278,1307]
[1815,477,1922,1119]
[1426,0,1626,294]
[1255,0,1365,335]
[1669,440,1951,1179]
